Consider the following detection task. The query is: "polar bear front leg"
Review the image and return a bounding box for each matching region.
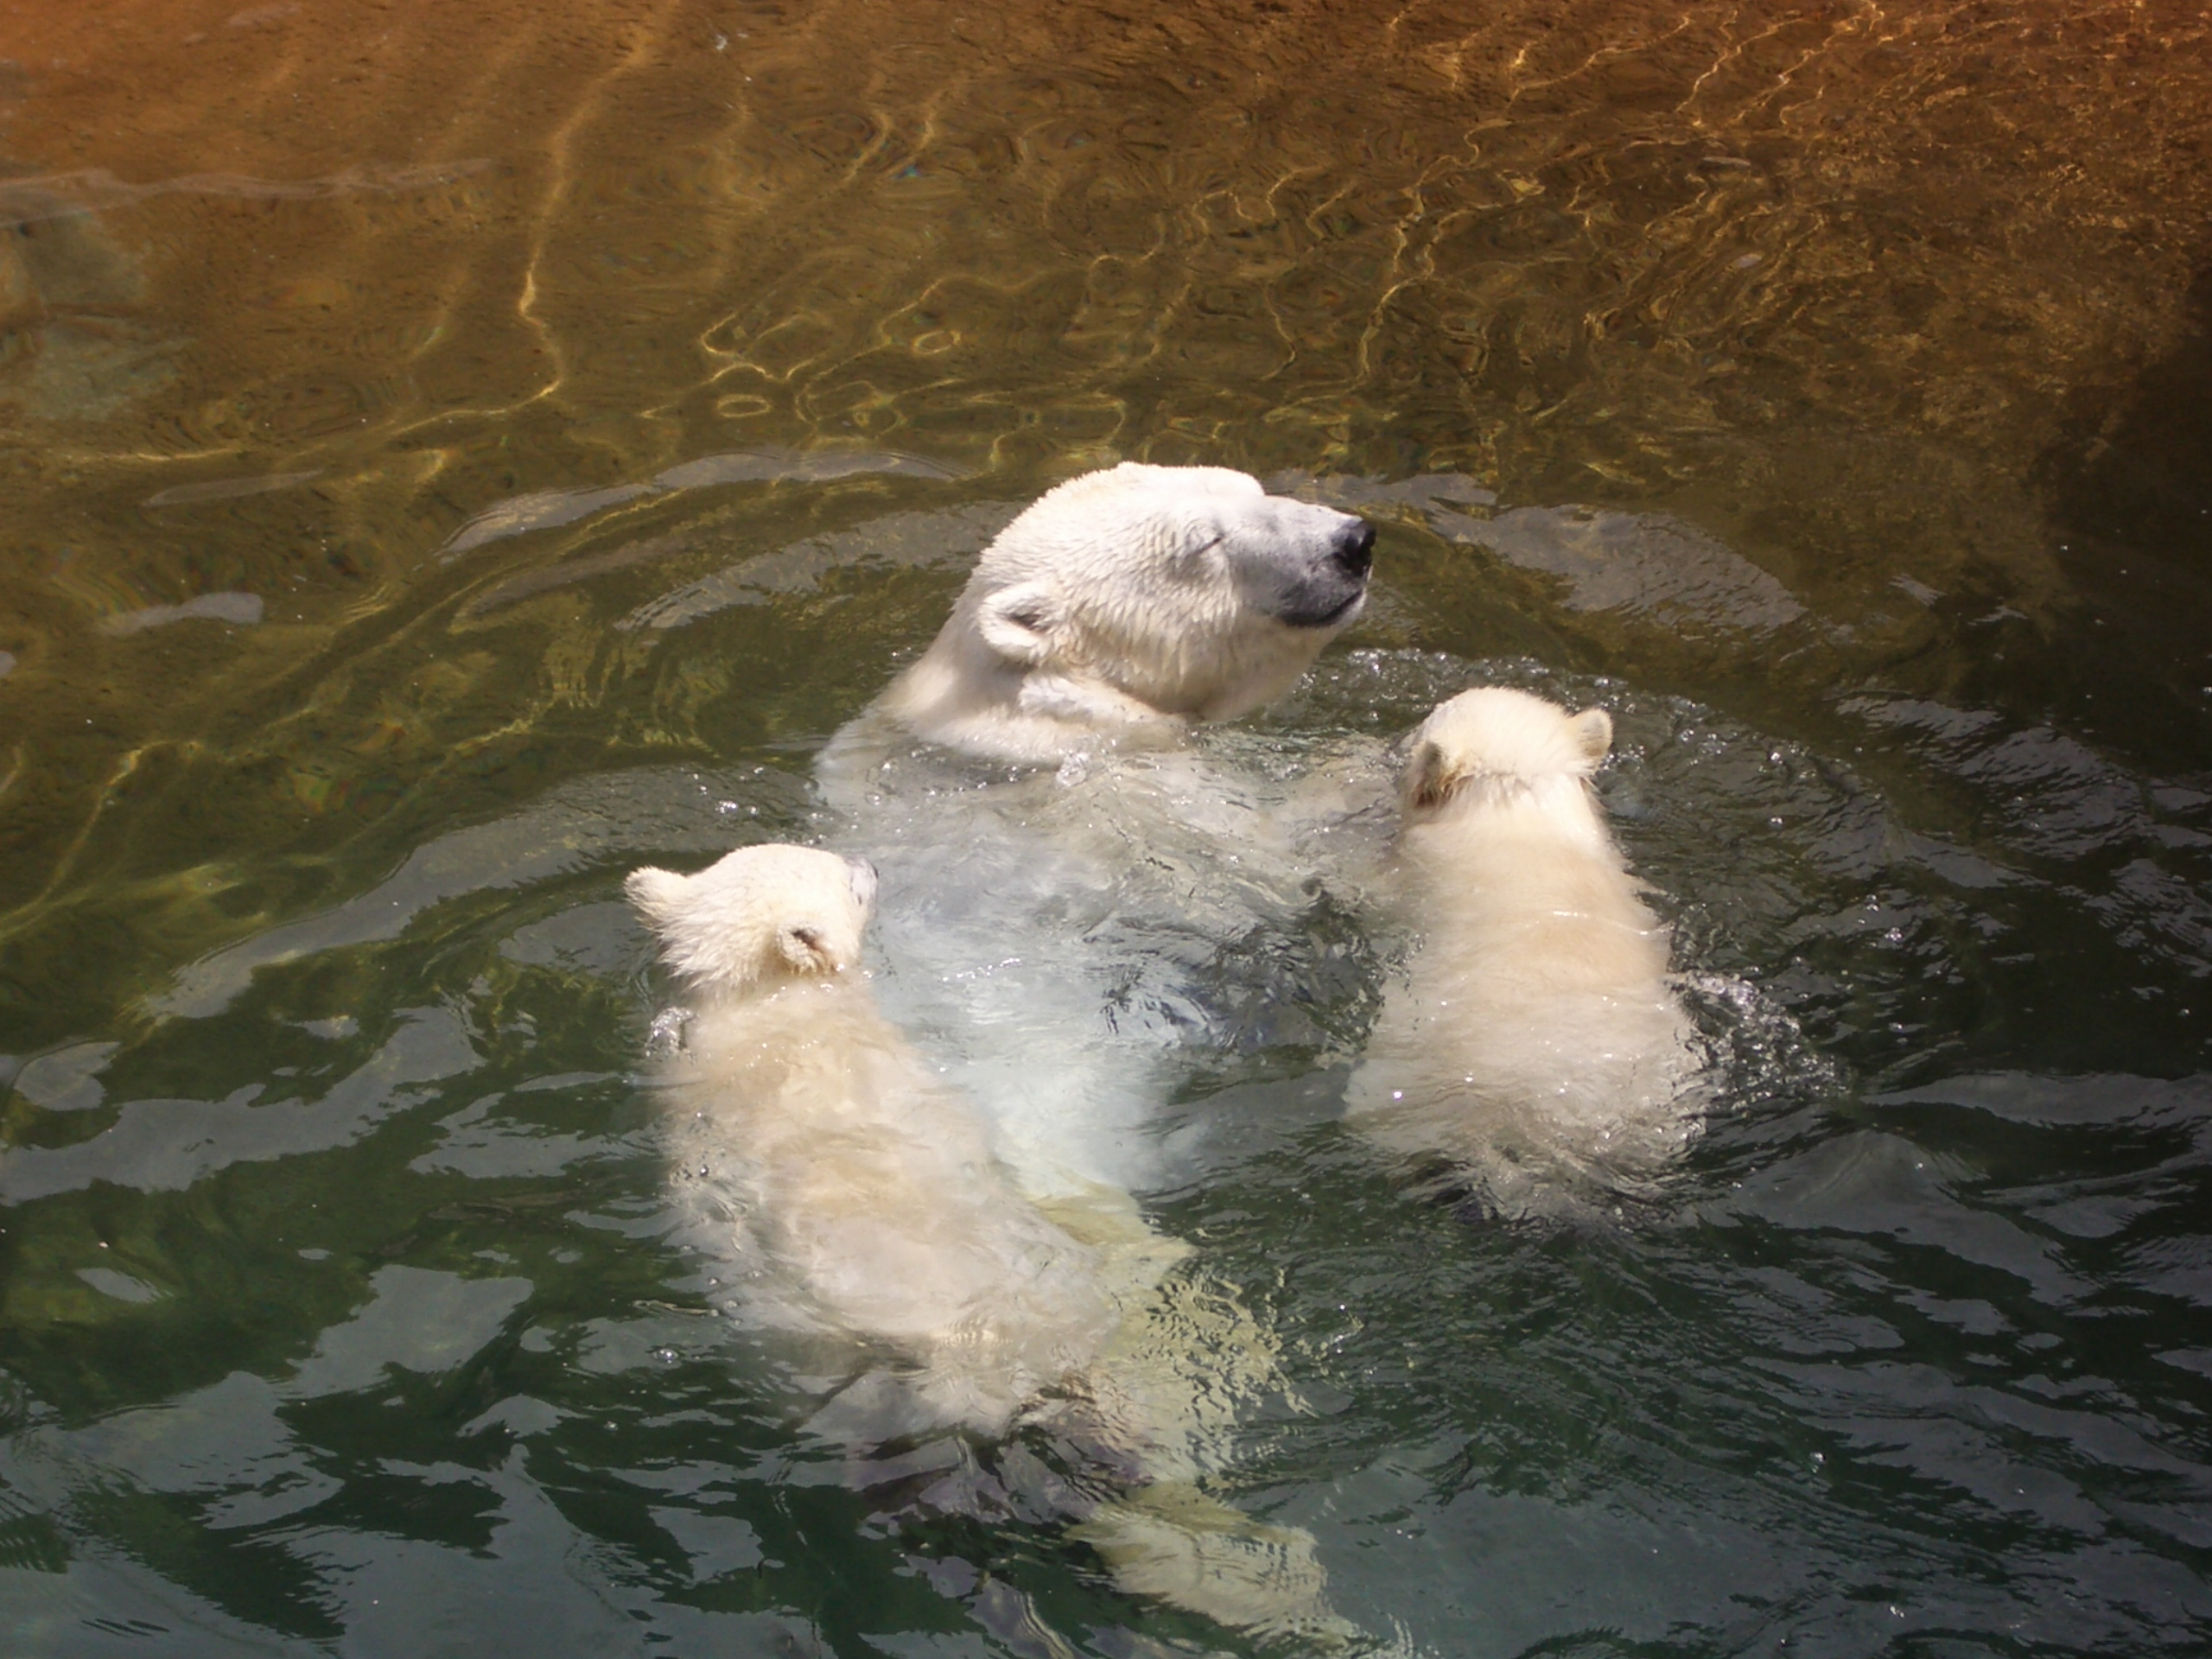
[1071,1484,1358,1650]
[1038,1187,1360,1648]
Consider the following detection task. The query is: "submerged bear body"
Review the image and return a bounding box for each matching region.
[661,971,1118,1433]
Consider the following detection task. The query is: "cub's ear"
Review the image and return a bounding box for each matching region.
[1404,739,1457,812]
[778,923,830,974]
[976,580,1061,667]
[1571,708,1613,766]
[624,866,690,925]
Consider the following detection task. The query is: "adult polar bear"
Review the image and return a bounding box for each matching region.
[810,464,1376,1643]
[820,462,1376,1198]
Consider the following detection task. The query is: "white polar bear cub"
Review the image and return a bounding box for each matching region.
[1347,687,1702,1202]
[626,842,1116,1434]
[629,842,1358,1644]
[873,461,1375,762]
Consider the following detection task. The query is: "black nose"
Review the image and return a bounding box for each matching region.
[1332,518,1376,578]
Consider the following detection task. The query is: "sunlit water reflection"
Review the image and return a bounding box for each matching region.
[3,2,2210,1654]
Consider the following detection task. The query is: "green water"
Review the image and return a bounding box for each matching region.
[3,1,2210,1653]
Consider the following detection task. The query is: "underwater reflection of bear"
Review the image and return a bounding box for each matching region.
[1348,688,1707,1212]
[626,843,1357,1647]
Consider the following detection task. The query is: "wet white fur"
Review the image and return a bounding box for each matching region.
[629,842,1357,1643]
[1348,687,1701,1198]
[628,843,1115,1433]
[823,465,1376,1198]
[874,461,1367,763]
[818,463,1377,1637]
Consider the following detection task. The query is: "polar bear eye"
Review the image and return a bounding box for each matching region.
[1161,531,1226,585]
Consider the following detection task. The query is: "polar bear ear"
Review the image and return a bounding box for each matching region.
[1405,740,1458,811]
[624,866,690,926]
[778,924,831,974]
[976,581,1062,667]
[1571,709,1614,766]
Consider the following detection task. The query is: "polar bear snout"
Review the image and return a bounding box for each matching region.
[1264,510,1373,629]
[1331,517,1376,579]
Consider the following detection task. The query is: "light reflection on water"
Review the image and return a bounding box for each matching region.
[2,2,2210,1654]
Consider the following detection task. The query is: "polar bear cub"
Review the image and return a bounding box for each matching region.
[1347,687,1701,1197]
[871,461,1375,762]
[629,842,1357,1643]
[626,842,1116,1433]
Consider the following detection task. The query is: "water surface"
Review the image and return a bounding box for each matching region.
[3,3,2211,1654]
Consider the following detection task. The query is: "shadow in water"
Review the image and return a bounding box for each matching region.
[2034,260,2212,767]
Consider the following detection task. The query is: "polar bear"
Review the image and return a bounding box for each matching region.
[627,842,1356,1643]
[870,461,1375,762]
[626,842,1116,1433]
[801,465,1381,1635]
[818,464,1381,1201]
[1346,687,1703,1204]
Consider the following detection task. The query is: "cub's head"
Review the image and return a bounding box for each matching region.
[1403,687,1614,819]
[963,462,1375,722]
[626,843,878,995]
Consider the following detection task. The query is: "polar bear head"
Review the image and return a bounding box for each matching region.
[626,843,879,995]
[878,463,1375,761]
[1402,687,1614,830]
